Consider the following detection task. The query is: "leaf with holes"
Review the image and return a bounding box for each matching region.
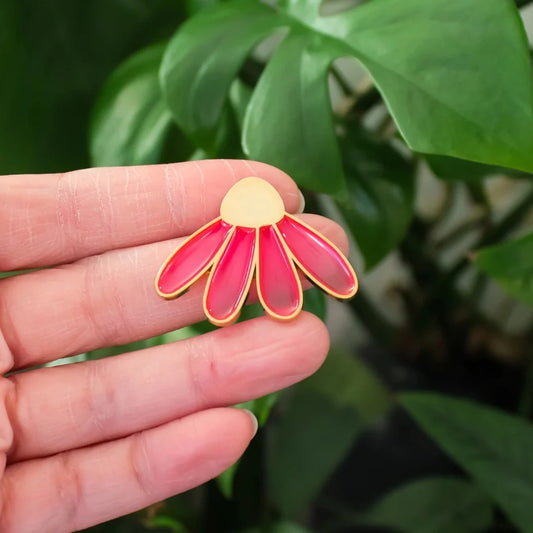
[161,0,533,199]
[160,1,283,154]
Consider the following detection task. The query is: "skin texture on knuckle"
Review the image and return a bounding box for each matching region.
[0,327,14,375]
[0,453,83,533]
[0,292,25,367]
[0,475,14,533]
[0,378,15,462]
[84,360,118,435]
[128,431,157,500]
[54,452,85,532]
[185,335,220,407]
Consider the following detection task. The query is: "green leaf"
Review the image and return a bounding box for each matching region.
[401,393,533,532]
[269,349,391,515]
[302,287,327,320]
[90,43,178,167]
[426,154,533,182]
[363,477,493,533]
[238,393,280,427]
[160,1,282,152]
[229,80,253,131]
[427,155,510,182]
[338,127,415,269]
[162,0,533,199]
[319,0,533,171]
[279,0,323,21]
[161,1,347,195]
[0,269,39,279]
[0,0,186,174]
[216,460,240,500]
[475,232,533,306]
[218,390,280,499]
[144,515,188,532]
[241,522,314,533]
[243,31,346,196]
[185,0,222,16]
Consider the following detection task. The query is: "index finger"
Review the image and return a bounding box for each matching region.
[0,160,301,271]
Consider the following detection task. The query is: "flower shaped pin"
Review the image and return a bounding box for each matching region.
[156,177,358,326]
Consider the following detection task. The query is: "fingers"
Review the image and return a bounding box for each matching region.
[0,408,256,533]
[0,160,300,271]
[1,214,347,369]
[7,313,329,462]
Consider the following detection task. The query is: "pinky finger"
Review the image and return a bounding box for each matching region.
[0,408,257,533]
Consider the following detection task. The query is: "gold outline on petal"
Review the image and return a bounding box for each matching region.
[155,217,228,300]
[255,224,303,322]
[203,226,256,327]
[280,213,358,300]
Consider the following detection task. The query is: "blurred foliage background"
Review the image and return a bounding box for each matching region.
[4,0,533,531]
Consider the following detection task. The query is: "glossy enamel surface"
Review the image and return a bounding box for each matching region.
[277,215,358,299]
[204,226,256,325]
[156,178,358,326]
[156,218,232,298]
[257,225,302,319]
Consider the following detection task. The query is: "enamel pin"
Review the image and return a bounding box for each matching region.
[155,177,358,326]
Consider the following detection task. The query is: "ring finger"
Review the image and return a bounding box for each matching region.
[6,312,329,463]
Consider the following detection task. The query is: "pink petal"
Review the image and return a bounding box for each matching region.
[257,225,302,319]
[156,218,232,297]
[277,215,357,299]
[204,226,256,325]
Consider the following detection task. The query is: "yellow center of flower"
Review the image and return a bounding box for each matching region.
[220,177,285,228]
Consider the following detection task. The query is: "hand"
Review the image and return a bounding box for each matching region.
[0,160,348,532]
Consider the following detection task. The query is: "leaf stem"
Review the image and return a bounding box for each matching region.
[433,214,487,251]
[445,187,533,281]
[518,357,533,418]
[347,288,397,345]
[483,188,533,244]
[330,65,353,97]
[350,86,381,117]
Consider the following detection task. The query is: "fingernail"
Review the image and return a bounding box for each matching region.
[242,409,258,437]
[297,190,306,214]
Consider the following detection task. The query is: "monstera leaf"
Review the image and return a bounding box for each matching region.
[160,0,533,198]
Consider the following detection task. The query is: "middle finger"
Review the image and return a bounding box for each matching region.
[1,215,347,369]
